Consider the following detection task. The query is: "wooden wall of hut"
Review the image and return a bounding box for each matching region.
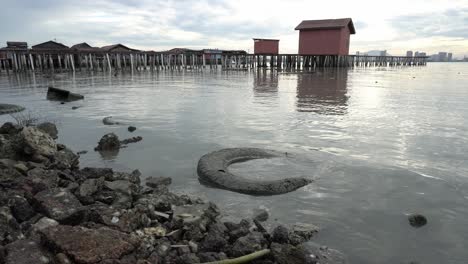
[0,50,428,74]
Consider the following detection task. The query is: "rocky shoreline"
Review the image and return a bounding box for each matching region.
[0,122,344,264]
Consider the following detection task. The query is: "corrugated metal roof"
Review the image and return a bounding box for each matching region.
[295,18,356,34]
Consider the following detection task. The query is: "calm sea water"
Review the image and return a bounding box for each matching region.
[1,63,468,264]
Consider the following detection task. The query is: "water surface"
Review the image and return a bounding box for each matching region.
[1,63,468,264]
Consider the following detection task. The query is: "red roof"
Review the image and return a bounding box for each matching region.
[295,18,356,34]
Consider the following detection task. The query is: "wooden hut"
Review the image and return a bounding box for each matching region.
[253,39,279,55]
[100,44,139,53]
[295,18,356,55]
[32,40,69,52]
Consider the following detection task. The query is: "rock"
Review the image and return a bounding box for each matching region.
[175,253,200,264]
[112,170,141,185]
[104,180,138,197]
[0,123,21,135]
[26,168,60,194]
[128,126,137,132]
[0,245,4,263]
[292,223,319,240]
[47,87,84,102]
[76,167,113,181]
[230,232,267,257]
[56,253,72,264]
[32,188,86,224]
[198,252,228,262]
[40,225,136,264]
[0,206,22,245]
[95,133,121,151]
[253,208,269,222]
[0,135,18,160]
[32,217,59,233]
[408,214,427,228]
[102,116,122,125]
[8,195,35,222]
[52,147,79,170]
[36,122,58,140]
[146,176,172,188]
[76,177,105,204]
[308,244,347,264]
[77,150,88,155]
[4,239,52,264]
[120,136,143,145]
[270,243,316,264]
[199,228,228,252]
[20,127,57,158]
[272,225,289,244]
[72,106,81,110]
[13,163,28,174]
[20,127,57,159]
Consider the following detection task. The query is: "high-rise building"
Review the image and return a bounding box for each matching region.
[448,53,453,62]
[406,51,413,57]
[438,52,448,62]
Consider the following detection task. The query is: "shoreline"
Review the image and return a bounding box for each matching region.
[0,122,345,264]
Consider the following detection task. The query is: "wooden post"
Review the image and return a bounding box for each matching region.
[106,53,111,73]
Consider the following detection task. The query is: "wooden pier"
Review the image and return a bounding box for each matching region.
[0,50,428,74]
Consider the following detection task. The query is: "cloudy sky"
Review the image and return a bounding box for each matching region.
[1,0,468,58]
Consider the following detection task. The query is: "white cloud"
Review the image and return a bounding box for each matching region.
[0,0,467,57]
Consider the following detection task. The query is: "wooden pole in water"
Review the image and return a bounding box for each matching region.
[29,54,34,71]
[70,54,75,72]
[106,53,111,73]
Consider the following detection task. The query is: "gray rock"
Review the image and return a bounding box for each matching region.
[76,167,113,181]
[41,225,136,263]
[0,206,22,245]
[36,122,58,140]
[308,244,348,264]
[76,177,105,204]
[0,123,21,135]
[231,232,267,257]
[146,176,172,188]
[52,147,79,170]
[32,217,59,233]
[253,208,269,222]
[408,214,427,228]
[95,133,121,151]
[199,229,228,252]
[55,253,72,264]
[13,163,28,175]
[270,242,316,264]
[292,223,319,240]
[8,195,35,222]
[104,180,138,197]
[272,225,289,244]
[4,240,52,264]
[33,188,85,224]
[0,245,4,263]
[112,170,141,184]
[26,168,60,195]
[20,127,57,158]
[198,252,228,262]
[128,126,137,132]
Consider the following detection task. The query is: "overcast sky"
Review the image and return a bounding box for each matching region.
[1,0,467,57]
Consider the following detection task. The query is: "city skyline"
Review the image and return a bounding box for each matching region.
[1,0,468,58]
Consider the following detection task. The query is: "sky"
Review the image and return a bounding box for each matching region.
[1,0,468,58]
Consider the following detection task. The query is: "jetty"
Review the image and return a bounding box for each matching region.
[0,48,428,74]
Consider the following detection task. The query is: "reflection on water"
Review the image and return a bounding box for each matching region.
[253,70,278,95]
[1,63,468,264]
[296,69,349,114]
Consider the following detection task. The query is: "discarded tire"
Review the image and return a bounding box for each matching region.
[197,148,312,195]
[0,104,25,115]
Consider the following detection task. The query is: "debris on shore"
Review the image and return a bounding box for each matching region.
[47,87,84,102]
[0,122,345,263]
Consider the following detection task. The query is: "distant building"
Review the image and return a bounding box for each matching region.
[419,52,426,57]
[253,39,279,55]
[448,53,453,62]
[295,18,356,55]
[100,44,139,53]
[438,52,448,62]
[406,51,413,57]
[380,50,387,56]
[0,41,28,60]
[32,40,69,52]
[70,42,101,52]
